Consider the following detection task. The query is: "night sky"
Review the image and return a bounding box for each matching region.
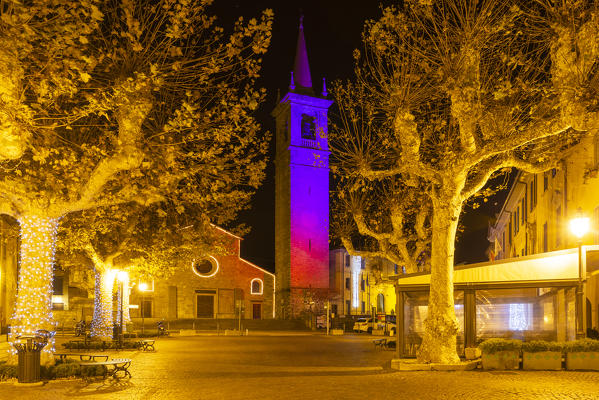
[210,1,508,273]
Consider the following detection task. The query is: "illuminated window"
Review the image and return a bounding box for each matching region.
[509,303,532,331]
[192,256,219,278]
[301,114,316,140]
[250,278,263,295]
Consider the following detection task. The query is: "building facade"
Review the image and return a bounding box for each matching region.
[488,134,599,333]
[273,18,333,319]
[129,226,275,322]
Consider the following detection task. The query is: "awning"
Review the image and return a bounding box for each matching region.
[396,246,599,286]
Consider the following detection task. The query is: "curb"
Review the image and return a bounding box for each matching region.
[391,359,479,371]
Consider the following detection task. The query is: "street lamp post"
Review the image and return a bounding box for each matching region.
[116,271,128,348]
[139,282,149,335]
[569,209,590,339]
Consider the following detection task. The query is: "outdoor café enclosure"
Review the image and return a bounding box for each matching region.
[394,247,599,358]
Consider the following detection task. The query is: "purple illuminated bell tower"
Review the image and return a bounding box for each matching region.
[272,17,333,319]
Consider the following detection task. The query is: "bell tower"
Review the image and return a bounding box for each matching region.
[272,17,333,319]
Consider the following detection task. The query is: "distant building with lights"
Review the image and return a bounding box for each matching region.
[272,17,333,319]
[328,249,397,318]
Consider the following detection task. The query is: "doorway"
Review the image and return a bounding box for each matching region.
[252,303,262,320]
[196,295,214,318]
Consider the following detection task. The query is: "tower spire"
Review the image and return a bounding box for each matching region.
[292,15,313,93]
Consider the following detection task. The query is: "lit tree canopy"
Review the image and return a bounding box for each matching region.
[332,0,599,364]
[330,85,433,273]
[0,0,272,355]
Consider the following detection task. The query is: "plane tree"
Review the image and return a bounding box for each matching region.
[332,0,599,363]
[0,0,272,358]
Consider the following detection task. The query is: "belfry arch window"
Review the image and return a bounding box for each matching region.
[251,278,263,295]
[300,114,316,140]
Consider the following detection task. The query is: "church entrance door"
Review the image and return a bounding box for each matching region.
[252,303,261,320]
[196,295,214,318]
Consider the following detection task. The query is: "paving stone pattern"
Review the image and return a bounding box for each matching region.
[2,334,599,400]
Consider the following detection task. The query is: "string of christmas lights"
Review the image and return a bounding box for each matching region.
[10,216,59,358]
[90,268,116,339]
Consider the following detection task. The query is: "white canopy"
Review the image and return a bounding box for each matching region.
[396,246,599,286]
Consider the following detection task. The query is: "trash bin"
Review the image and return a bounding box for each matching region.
[12,334,48,383]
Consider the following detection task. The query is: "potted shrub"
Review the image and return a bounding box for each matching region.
[479,339,522,370]
[521,341,563,370]
[564,339,599,370]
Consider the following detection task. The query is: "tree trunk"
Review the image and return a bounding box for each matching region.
[10,215,59,364]
[417,197,462,364]
[90,268,116,340]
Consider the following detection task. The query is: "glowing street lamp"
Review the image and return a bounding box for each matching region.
[570,215,590,240]
[570,209,590,339]
[139,282,149,335]
[116,271,129,348]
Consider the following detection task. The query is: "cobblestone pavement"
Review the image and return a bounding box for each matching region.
[2,334,599,400]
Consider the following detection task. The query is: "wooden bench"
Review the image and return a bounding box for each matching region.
[79,358,132,380]
[54,353,109,362]
[138,339,155,351]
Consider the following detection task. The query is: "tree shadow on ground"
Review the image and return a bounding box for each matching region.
[65,378,134,397]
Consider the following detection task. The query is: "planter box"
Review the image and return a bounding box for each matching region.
[465,348,481,360]
[566,352,599,370]
[481,351,520,370]
[522,351,562,370]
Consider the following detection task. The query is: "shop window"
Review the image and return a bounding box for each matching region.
[475,287,572,342]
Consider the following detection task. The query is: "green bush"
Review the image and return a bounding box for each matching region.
[0,364,17,380]
[478,338,522,354]
[61,339,140,350]
[564,338,599,352]
[521,340,564,353]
